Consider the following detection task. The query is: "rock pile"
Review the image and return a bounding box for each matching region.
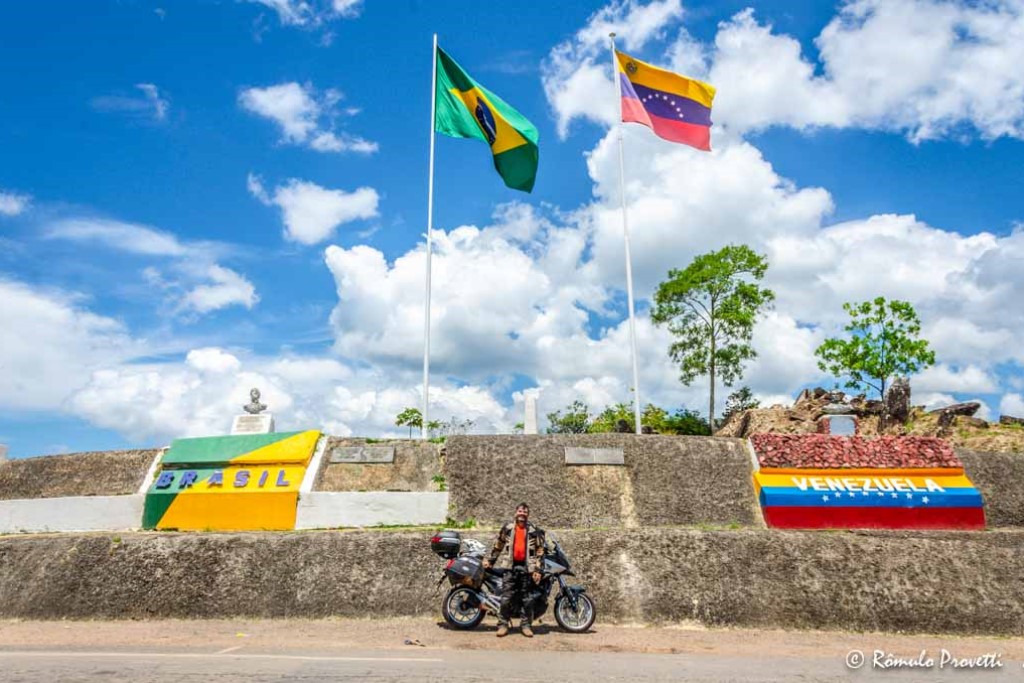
[718,385,1024,453]
[751,433,962,470]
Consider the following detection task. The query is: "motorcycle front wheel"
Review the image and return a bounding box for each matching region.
[554,593,596,633]
[441,586,486,630]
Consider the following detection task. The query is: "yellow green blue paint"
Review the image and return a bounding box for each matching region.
[144,430,320,531]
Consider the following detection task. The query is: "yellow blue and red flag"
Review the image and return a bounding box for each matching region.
[615,50,716,151]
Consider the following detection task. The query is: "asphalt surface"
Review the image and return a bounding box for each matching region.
[1,619,1022,682]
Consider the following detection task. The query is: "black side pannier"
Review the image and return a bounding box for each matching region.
[446,555,485,588]
[430,531,462,559]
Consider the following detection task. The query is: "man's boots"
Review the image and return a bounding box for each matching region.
[496,623,509,638]
[520,623,534,638]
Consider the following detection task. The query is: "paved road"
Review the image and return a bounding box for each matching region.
[1,619,1021,682]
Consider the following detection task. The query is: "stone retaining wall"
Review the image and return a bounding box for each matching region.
[959,449,1024,528]
[314,438,442,493]
[444,435,758,528]
[2,528,1023,635]
[0,449,158,500]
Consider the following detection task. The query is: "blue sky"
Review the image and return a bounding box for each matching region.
[2,0,1023,457]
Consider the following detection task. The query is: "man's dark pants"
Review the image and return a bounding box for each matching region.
[498,566,535,627]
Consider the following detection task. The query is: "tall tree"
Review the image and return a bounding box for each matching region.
[395,407,422,438]
[652,245,775,433]
[815,297,936,397]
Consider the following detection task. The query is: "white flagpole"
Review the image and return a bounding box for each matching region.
[609,33,643,436]
[422,33,438,440]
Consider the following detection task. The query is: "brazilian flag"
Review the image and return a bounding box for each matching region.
[435,47,539,193]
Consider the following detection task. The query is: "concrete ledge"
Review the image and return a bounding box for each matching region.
[0,495,144,533]
[3,528,1023,635]
[295,492,448,529]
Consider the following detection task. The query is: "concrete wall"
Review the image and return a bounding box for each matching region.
[314,438,441,492]
[2,528,1023,635]
[960,449,1024,527]
[295,492,448,529]
[0,449,158,500]
[0,495,144,533]
[445,435,758,528]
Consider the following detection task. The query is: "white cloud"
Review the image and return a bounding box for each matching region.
[1000,393,1024,418]
[186,348,242,374]
[180,265,258,314]
[0,190,31,217]
[246,0,362,28]
[545,0,1024,143]
[239,82,376,154]
[248,174,379,244]
[543,0,684,138]
[46,218,187,256]
[704,1,1024,140]
[46,132,1024,440]
[914,364,999,394]
[0,279,138,411]
[916,391,956,412]
[135,83,169,121]
[90,84,170,122]
[45,217,257,317]
[331,0,362,18]
[67,348,509,442]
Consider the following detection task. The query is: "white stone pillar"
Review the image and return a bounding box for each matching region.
[524,394,539,435]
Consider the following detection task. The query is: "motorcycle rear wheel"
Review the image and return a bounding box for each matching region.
[441,586,486,630]
[554,594,596,633]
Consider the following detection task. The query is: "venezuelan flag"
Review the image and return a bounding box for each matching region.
[616,50,715,151]
[434,47,539,193]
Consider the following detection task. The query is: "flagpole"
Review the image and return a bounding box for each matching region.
[609,33,643,436]
[422,33,438,440]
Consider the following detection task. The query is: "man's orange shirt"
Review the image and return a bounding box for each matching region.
[513,524,527,562]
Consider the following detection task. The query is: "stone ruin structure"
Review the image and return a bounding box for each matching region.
[716,382,1022,449]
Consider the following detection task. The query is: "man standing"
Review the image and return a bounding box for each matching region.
[483,502,545,637]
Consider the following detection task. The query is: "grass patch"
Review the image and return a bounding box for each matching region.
[443,516,476,529]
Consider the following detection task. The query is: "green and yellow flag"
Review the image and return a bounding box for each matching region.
[435,47,539,193]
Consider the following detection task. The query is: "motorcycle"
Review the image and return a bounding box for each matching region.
[429,529,596,633]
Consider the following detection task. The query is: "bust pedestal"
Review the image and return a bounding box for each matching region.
[231,413,275,435]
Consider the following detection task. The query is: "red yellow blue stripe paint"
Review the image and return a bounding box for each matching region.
[143,430,320,531]
[753,468,985,530]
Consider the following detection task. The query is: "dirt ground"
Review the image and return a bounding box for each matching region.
[2,617,1023,659]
